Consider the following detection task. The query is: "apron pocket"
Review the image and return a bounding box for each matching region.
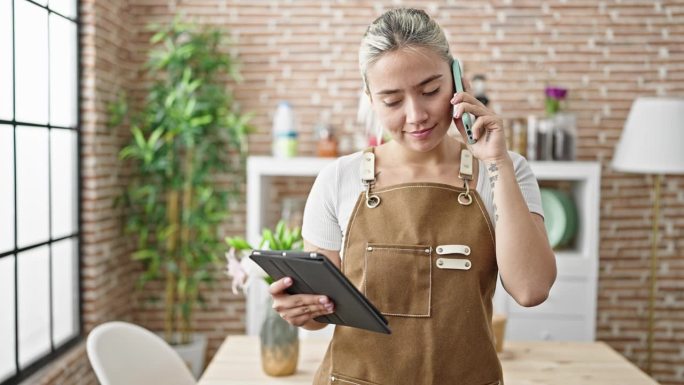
[330,372,380,385]
[363,244,431,317]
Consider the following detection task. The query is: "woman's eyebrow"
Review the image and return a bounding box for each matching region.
[375,74,443,96]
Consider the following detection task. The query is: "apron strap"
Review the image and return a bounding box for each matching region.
[361,149,381,208]
[458,149,473,206]
[361,147,474,208]
[361,150,376,183]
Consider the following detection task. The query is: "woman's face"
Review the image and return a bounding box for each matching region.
[366,46,454,153]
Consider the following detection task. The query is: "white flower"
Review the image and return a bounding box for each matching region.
[225,248,248,295]
[225,248,269,295]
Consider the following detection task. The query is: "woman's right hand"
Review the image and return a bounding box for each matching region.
[268,277,335,327]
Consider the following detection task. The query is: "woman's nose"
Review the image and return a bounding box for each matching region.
[405,98,429,125]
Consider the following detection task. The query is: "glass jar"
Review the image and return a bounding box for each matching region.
[536,118,555,161]
[511,119,527,157]
[552,112,577,161]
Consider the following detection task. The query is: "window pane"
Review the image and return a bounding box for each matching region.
[50,129,77,238]
[0,256,16,382]
[0,0,12,121]
[49,0,76,20]
[0,125,14,254]
[51,238,77,346]
[16,126,49,248]
[49,16,77,127]
[18,245,50,369]
[15,1,48,124]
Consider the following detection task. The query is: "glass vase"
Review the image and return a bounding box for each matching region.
[260,297,299,376]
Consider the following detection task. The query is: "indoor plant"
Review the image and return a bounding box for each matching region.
[225,220,303,376]
[111,18,252,376]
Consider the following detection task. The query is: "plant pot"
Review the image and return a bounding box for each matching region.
[260,299,299,376]
[165,332,208,379]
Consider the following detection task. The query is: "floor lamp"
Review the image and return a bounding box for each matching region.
[612,97,684,375]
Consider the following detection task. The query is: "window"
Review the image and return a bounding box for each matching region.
[0,0,80,383]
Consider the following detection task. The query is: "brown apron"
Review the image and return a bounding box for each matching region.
[313,147,502,385]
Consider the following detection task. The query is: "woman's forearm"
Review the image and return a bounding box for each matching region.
[485,156,557,307]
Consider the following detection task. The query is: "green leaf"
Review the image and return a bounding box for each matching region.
[183,98,197,118]
[148,127,164,149]
[151,30,166,44]
[132,249,158,261]
[189,115,213,127]
[119,146,137,160]
[261,229,277,250]
[275,220,285,243]
[132,126,146,150]
[225,236,252,250]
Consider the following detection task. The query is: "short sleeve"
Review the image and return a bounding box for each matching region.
[511,152,545,219]
[301,160,343,250]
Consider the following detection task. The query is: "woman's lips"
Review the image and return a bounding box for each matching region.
[406,125,436,140]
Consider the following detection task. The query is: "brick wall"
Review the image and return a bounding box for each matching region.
[80,0,138,335]
[26,1,684,384]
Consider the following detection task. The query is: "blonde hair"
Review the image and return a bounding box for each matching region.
[359,8,452,94]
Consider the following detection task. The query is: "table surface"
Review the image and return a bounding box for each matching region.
[198,335,660,385]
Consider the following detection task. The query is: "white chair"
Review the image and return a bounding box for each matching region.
[86,321,196,385]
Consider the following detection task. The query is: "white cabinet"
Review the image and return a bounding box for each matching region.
[245,157,601,341]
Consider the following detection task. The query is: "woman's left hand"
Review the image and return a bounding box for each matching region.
[451,92,509,164]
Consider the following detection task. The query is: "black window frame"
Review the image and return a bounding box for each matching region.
[0,0,82,384]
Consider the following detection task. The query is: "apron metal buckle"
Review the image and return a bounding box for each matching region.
[458,192,472,206]
[364,181,381,208]
[458,179,473,206]
[366,192,381,208]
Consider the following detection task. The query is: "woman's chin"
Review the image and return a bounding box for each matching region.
[403,129,448,152]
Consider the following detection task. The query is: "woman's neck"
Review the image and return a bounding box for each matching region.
[384,136,461,167]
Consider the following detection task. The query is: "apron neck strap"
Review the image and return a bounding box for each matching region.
[361,146,474,183]
[457,147,474,206]
[458,148,473,182]
[361,148,381,208]
[361,147,376,184]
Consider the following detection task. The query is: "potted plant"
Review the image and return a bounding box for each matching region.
[225,220,303,376]
[110,17,252,377]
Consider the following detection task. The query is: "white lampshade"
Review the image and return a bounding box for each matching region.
[612,97,684,174]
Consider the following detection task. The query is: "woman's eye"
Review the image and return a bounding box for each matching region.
[384,100,401,107]
[424,88,440,96]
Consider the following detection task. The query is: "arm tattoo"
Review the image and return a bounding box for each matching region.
[487,162,500,224]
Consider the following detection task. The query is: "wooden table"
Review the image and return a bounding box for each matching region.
[198,336,660,385]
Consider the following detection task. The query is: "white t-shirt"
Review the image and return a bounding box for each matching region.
[302,150,544,255]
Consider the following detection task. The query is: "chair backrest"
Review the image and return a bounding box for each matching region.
[86,321,196,385]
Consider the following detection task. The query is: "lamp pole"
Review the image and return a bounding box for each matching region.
[646,173,662,375]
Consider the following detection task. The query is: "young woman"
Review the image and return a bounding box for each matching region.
[268,8,556,384]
